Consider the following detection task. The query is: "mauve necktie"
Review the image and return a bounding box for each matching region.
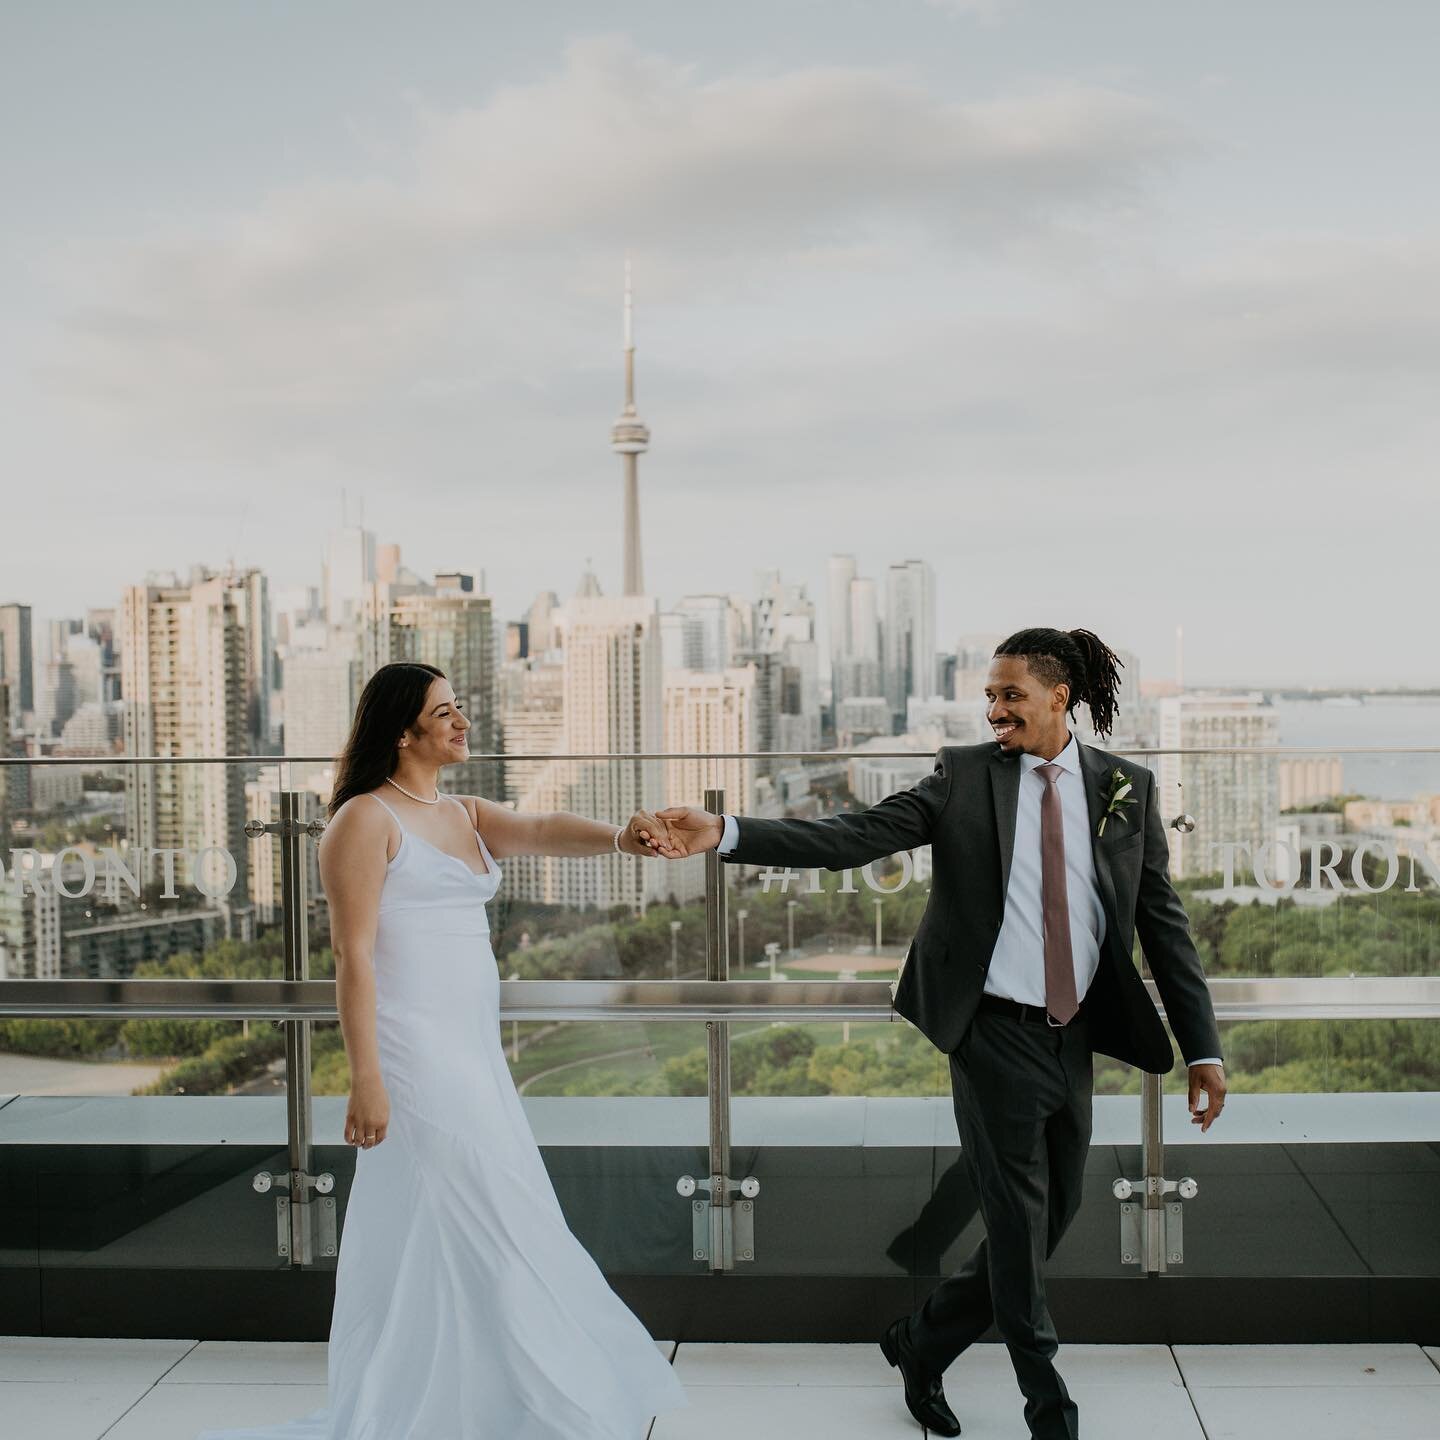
[1035,763,1079,1024]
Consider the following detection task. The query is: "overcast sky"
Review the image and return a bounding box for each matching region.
[3,1,1438,687]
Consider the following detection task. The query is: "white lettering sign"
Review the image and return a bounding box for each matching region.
[1,847,241,901]
[750,836,1430,900]
[52,847,96,900]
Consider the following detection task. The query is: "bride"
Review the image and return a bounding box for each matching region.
[200,661,686,1439]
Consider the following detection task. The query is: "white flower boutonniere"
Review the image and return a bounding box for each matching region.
[1097,767,1137,838]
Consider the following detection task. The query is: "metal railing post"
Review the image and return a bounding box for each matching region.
[1114,1045,1198,1270]
[1140,1070,1165,1273]
[279,790,315,1265]
[704,787,732,1270]
[675,788,759,1267]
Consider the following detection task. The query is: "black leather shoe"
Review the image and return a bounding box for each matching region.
[879,1317,961,1436]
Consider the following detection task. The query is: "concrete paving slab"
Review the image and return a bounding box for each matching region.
[651,1382,920,1438]
[944,1342,1184,1389]
[160,1341,327,1386]
[0,1336,195,1385]
[1187,1383,1440,1440]
[101,1382,329,1440]
[0,1379,155,1440]
[1174,1342,1439,1388]
[675,1342,893,1388]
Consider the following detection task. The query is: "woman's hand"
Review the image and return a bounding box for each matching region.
[620,810,674,856]
[346,1073,391,1149]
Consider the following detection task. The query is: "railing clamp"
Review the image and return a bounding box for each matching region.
[253,1168,334,1196]
[253,1170,337,1260]
[1113,1175,1198,1267]
[676,1173,760,1268]
[243,817,328,840]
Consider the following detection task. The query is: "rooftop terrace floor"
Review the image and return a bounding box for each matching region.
[3,1338,1439,1439]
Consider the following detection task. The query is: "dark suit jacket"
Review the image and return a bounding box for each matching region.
[724,739,1222,1074]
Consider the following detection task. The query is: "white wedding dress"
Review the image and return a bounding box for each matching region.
[199,793,687,1439]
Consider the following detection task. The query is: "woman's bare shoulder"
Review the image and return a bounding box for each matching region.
[322,793,394,848]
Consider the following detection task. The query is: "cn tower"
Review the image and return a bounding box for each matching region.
[610,259,650,596]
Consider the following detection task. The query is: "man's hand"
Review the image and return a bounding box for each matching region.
[1188,1063,1226,1133]
[620,811,673,857]
[635,806,725,859]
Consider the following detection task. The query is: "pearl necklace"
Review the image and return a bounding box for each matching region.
[386,776,440,805]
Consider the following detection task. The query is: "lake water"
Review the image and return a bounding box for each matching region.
[1270,696,1440,799]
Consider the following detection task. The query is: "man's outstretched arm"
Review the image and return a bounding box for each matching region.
[637,751,954,871]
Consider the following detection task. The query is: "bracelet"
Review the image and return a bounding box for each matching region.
[612,825,625,855]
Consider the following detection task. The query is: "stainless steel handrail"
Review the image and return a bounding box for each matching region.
[4,745,1440,765]
[2,977,1437,1023]
[0,979,895,1022]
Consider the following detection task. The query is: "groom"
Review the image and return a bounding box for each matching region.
[633,627,1226,1440]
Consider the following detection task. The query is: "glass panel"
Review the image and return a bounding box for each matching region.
[722,749,929,993]
[1208,1016,1438,1095]
[0,1099,297,1272]
[0,759,298,1100]
[311,1026,711,1276]
[517,1023,712,1274]
[4,746,1438,1297]
[711,745,1439,1291]
[1110,1039,1440,1281]
[1153,747,1439,979]
[1,756,303,1283]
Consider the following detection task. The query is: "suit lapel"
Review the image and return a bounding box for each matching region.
[989,749,1021,899]
[1079,742,1121,928]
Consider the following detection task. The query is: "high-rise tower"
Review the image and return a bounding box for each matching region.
[610,260,650,595]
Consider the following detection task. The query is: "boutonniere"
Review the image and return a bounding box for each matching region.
[1097,768,1137,837]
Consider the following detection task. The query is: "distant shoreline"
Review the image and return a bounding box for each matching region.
[1141,688,1440,701]
[1268,690,1440,701]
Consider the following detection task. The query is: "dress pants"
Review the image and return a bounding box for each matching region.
[906,1002,1094,1440]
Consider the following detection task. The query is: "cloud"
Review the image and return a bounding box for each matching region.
[36,37,1186,455]
[923,0,1015,19]
[11,26,1439,688]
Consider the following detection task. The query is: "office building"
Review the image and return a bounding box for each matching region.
[1157,693,1280,880]
[1279,756,1346,811]
[500,658,565,805]
[884,560,936,717]
[120,570,265,932]
[663,666,756,820]
[324,522,376,626]
[0,603,34,722]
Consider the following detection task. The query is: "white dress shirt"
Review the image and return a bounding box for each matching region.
[717,733,1221,1068]
[988,734,1106,1012]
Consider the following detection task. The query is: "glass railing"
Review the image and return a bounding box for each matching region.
[2,747,1438,1339]
[0,758,309,1110]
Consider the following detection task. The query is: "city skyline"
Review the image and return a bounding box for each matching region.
[5,4,1440,687]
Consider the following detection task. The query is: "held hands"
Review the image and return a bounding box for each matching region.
[626,806,725,859]
[1187,1063,1226,1133]
[618,810,675,857]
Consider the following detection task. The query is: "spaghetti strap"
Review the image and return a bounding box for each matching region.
[367,792,406,830]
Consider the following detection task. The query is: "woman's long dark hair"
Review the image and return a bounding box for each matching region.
[329,663,446,817]
[992,627,1124,739]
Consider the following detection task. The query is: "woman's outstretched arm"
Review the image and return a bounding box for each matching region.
[456,793,671,859]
